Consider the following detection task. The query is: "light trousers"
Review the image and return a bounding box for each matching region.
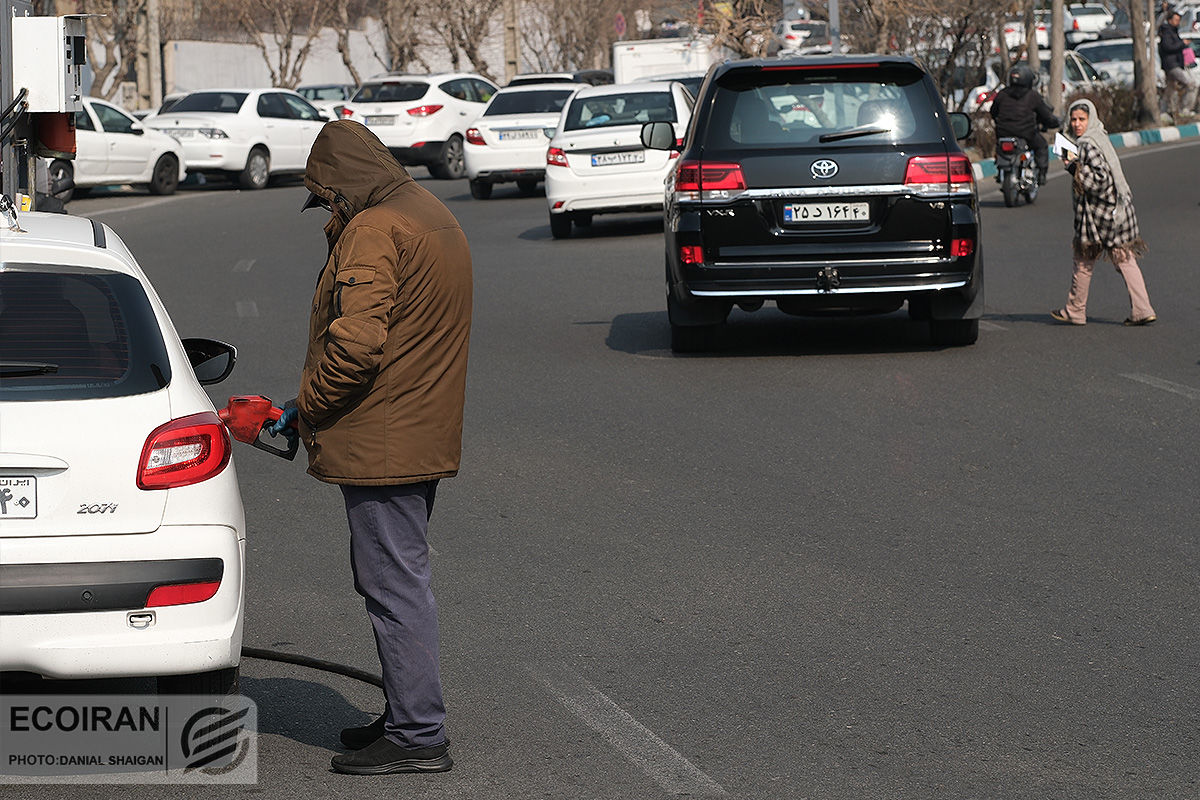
[1063,246,1156,323]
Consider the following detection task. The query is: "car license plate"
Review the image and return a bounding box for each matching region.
[591,151,644,167]
[0,476,36,519]
[171,129,194,138]
[498,129,540,141]
[364,115,397,126]
[783,202,870,223]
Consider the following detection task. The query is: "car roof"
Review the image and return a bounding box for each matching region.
[714,54,921,77]
[572,81,683,99]
[494,82,588,93]
[364,72,490,83]
[0,212,140,277]
[632,71,706,81]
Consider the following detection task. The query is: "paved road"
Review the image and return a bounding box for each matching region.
[18,140,1200,799]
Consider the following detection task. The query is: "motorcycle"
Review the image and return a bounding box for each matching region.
[994,136,1039,208]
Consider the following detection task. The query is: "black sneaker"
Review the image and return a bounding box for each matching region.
[339,713,386,750]
[330,736,452,775]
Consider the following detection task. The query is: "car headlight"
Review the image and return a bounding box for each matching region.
[198,128,229,139]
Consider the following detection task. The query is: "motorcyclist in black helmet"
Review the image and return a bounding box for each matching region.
[989,63,1060,186]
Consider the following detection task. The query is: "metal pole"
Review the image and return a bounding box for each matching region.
[2,0,36,201]
[828,0,840,53]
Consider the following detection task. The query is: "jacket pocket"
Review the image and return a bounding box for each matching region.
[334,267,376,316]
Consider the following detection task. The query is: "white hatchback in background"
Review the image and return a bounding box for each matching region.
[147,88,328,190]
[464,83,584,199]
[1066,3,1113,43]
[545,81,694,238]
[46,97,186,203]
[0,210,245,694]
[338,73,499,179]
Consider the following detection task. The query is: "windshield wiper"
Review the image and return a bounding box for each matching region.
[0,362,60,377]
[819,125,892,143]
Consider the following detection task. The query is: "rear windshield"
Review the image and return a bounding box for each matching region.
[300,86,349,100]
[1078,43,1131,62]
[171,92,247,113]
[563,91,676,131]
[485,89,576,116]
[706,65,942,148]
[0,267,171,401]
[353,82,428,103]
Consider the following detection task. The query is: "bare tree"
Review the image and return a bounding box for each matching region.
[701,0,775,57]
[519,0,626,72]
[73,0,147,101]
[366,0,428,73]
[426,0,503,79]
[226,0,333,88]
[330,0,372,85]
[1127,0,1159,124]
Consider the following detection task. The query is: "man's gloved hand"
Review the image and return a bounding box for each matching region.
[268,399,299,441]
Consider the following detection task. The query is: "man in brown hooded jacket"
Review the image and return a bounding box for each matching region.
[274,120,471,775]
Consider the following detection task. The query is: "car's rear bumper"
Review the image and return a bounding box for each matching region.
[387,142,445,166]
[0,525,244,679]
[546,167,668,213]
[172,140,248,172]
[465,144,550,181]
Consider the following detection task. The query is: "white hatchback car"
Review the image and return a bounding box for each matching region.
[338,72,499,179]
[544,81,694,238]
[47,97,186,203]
[0,210,245,695]
[464,83,584,199]
[148,88,328,190]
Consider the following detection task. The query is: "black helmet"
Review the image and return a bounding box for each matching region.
[1008,64,1035,89]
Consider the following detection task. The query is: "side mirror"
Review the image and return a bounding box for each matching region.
[640,120,678,150]
[1099,70,1111,80]
[948,112,972,140]
[130,123,145,136]
[182,338,237,385]
[318,113,332,122]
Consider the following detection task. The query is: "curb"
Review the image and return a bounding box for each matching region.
[971,121,1200,179]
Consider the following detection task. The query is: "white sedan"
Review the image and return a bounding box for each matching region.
[545,81,694,238]
[148,88,328,190]
[464,83,584,199]
[47,97,186,202]
[0,209,246,694]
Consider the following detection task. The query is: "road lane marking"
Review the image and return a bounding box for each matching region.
[1121,373,1200,401]
[236,301,259,318]
[78,192,207,217]
[233,259,256,273]
[533,665,726,796]
[979,320,1006,331]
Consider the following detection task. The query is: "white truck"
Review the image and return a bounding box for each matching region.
[611,36,726,84]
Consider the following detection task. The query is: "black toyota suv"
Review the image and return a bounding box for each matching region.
[642,55,982,352]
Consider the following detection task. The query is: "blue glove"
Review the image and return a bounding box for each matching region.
[268,402,299,440]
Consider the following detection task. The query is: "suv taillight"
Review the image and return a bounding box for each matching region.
[547,147,568,167]
[137,412,231,490]
[674,160,746,202]
[903,155,974,187]
[340,107,354,118]
[465,127,486,145]
[407,104,443,117]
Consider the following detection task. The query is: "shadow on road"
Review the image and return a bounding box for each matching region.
[241,676,372,750]
[519,215,663,241]
[607,308,952,357]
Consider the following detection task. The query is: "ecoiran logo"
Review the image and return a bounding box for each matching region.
[1,695,257,785]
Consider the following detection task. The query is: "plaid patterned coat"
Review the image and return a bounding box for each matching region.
[1070,139,1147,261]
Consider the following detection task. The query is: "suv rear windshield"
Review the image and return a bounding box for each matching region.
[353,82,429,103]
[706,65,942,148]
[171,92,248,113]
[563,91,676,131]
[0,267,171,401]
[485,89,576,116]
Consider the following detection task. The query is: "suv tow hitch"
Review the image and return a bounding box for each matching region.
[816,266,840,292]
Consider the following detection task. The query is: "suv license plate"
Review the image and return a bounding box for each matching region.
[498,129,541,141]
[784,202,870,223]
[0,476,36,519]
[591,151,644,167]
[364,115,397,126]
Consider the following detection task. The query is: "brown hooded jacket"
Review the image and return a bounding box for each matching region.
[297,120,472,485]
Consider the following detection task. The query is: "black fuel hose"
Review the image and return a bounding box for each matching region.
[240,647,383,688]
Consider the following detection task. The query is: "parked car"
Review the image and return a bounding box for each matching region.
[1065,3,1113,44]
[642,55,982,352]
[464,83,584,199]
[130,92,187,122]
[508,70,612,87]
[338,72,499,178]
[632,71,707,98]
[147,88,328,190]
[47,96,186,202]
[1075,38,1163,87]
[770,20,829,55]
[964,50,1107,113]
[297,83,357,117]
[0,209,245,695]
[544,81,695,238]
[1003,16,1050,50]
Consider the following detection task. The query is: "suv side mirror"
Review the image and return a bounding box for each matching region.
[182,338,237,385]
[641,120,678,150]
[948,112,972,140]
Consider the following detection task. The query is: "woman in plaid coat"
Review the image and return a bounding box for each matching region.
[1051,99,1157,326]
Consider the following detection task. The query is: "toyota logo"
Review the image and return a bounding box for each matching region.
[811,159,839,179]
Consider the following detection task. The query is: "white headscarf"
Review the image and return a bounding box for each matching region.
[1067,99,1132,201]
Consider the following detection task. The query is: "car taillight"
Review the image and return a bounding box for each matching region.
[547,147,568,167]
[1073,18,1080,29]
[137,412,231,490]
[146,581,221,608]
[340,107,354,118]
[951,238,975,257]
[680,246,704,264]
[466,127,485,145]
[903,154,973,187]
[674,160,746,202]
[407,104,443,117]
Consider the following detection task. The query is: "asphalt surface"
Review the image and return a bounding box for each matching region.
[5,139,1199,799]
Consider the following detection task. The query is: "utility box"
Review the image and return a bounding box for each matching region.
[11,15,87,113]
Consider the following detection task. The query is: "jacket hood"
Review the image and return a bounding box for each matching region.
[304,120,413,235]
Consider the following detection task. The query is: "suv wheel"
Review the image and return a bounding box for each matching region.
[549,213,571,239]
[148,154,180,195]
[469,178,492,199]
[929,318,979,346]
[239,147,270,190]
[157,666,240,695]
[429,135,465,180]
[516,178,538,196]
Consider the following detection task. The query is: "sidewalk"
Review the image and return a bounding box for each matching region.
[970,120,1200,179]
